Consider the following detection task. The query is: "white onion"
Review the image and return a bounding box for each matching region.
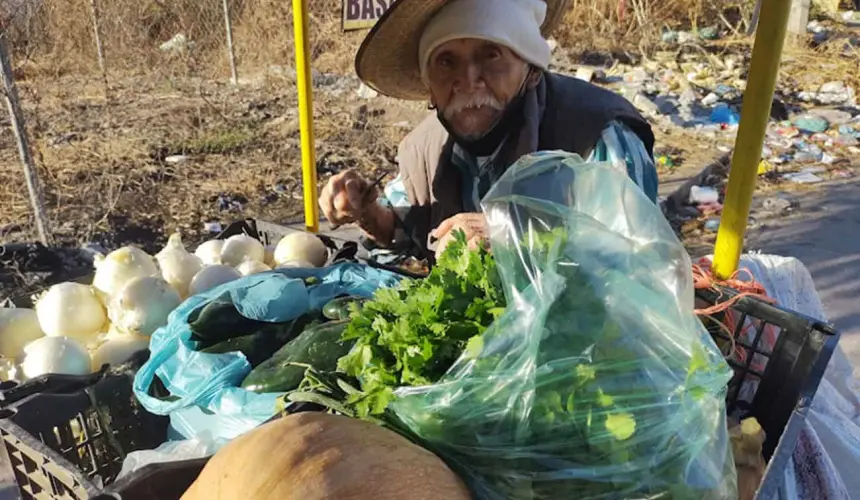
[91,333,150,371]
[93,246,158,297]
[195,240,224,266]
[0,308,45,359]
[220,234,265,267]
[274,232,328,268]
[0,358,18,381]
[36,283,107,342]
[22,336,92,378]
[188,265,241,295]
[109,276,182,337]
[276,260,316,269]
[264,245,276,267]
[156,233,203,298]
[236,260,271,276]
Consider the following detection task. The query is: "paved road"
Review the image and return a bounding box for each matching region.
[744,180,860,370]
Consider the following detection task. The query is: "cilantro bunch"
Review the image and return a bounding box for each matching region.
[337,231,505,417]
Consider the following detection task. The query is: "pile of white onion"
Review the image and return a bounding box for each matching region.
[0,230,330,381]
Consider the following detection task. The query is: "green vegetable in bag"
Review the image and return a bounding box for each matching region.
[242,320,353,394]
[199,312,324,366]
[188,294,271,343]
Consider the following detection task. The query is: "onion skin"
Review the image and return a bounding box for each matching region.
[93,247,158,297]
[22,336,92,379]
[36,283,107,342]
[274,233,328,268]
[189,265,242,296]
[220,235,265,267]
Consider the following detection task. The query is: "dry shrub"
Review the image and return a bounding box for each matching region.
[554,0,756,56]
[235,0,366,74]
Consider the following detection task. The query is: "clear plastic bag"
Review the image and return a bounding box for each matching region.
[390,152,738,499]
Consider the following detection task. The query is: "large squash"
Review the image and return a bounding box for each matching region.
[182,412,472,500]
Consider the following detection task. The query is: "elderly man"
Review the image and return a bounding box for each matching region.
[320,0,657,259]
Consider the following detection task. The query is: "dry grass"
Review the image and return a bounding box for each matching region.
[3,0,756,78]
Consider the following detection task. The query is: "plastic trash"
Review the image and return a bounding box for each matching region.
[835,134,859,147]
[689,185,720,205]
[783,172,824,184]
[793,115,830,134]
[704,218,721,232]
[356,83,378,99]
[701,93,719,106]
[761,196,796,214]
[710,103,739,125]
[118,433,225,479]
[203,222,223,233]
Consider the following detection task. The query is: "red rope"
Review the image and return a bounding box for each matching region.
[693,260,774,315]
[693,259,778,370]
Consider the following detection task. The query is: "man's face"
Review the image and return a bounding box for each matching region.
[426,39,529,140]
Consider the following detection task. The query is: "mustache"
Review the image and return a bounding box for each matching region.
[442,92,503,120]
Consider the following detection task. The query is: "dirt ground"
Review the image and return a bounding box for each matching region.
[0,70,425,253]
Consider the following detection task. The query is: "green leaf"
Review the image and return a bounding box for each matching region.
[575,364,596,384]
[596,388,614,408]
[465,335,484,359]
[605,412,636,441]
[566,393,576,413]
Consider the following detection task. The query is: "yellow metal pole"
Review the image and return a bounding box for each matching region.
[711,0,791,280]
[292,0,319,233]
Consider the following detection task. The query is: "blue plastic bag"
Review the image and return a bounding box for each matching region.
[133,263,402,441]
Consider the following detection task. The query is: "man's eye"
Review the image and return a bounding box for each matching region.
[438,57,453,68]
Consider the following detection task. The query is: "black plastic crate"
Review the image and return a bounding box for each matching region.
[0,354,326,499]
[0,352,170,500]
[696,285,839,499]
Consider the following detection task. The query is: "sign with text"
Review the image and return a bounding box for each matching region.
[342,0,393,31]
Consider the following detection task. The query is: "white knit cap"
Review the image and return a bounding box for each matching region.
[418,0,552,85]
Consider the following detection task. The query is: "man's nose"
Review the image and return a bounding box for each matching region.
[453,63,484,93]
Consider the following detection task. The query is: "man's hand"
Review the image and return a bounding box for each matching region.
[319,169,380,227]
[431,213,489,259]
[319,169,396,244]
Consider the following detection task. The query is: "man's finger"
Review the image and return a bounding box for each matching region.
[466,235,488,252]
[431,215,460,239]
[319,183,337,221]
[333,192,357,216]
[435,232,456,260]
[344,178,364,210]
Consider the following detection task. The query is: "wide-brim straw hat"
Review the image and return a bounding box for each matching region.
[355,0,570,101]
